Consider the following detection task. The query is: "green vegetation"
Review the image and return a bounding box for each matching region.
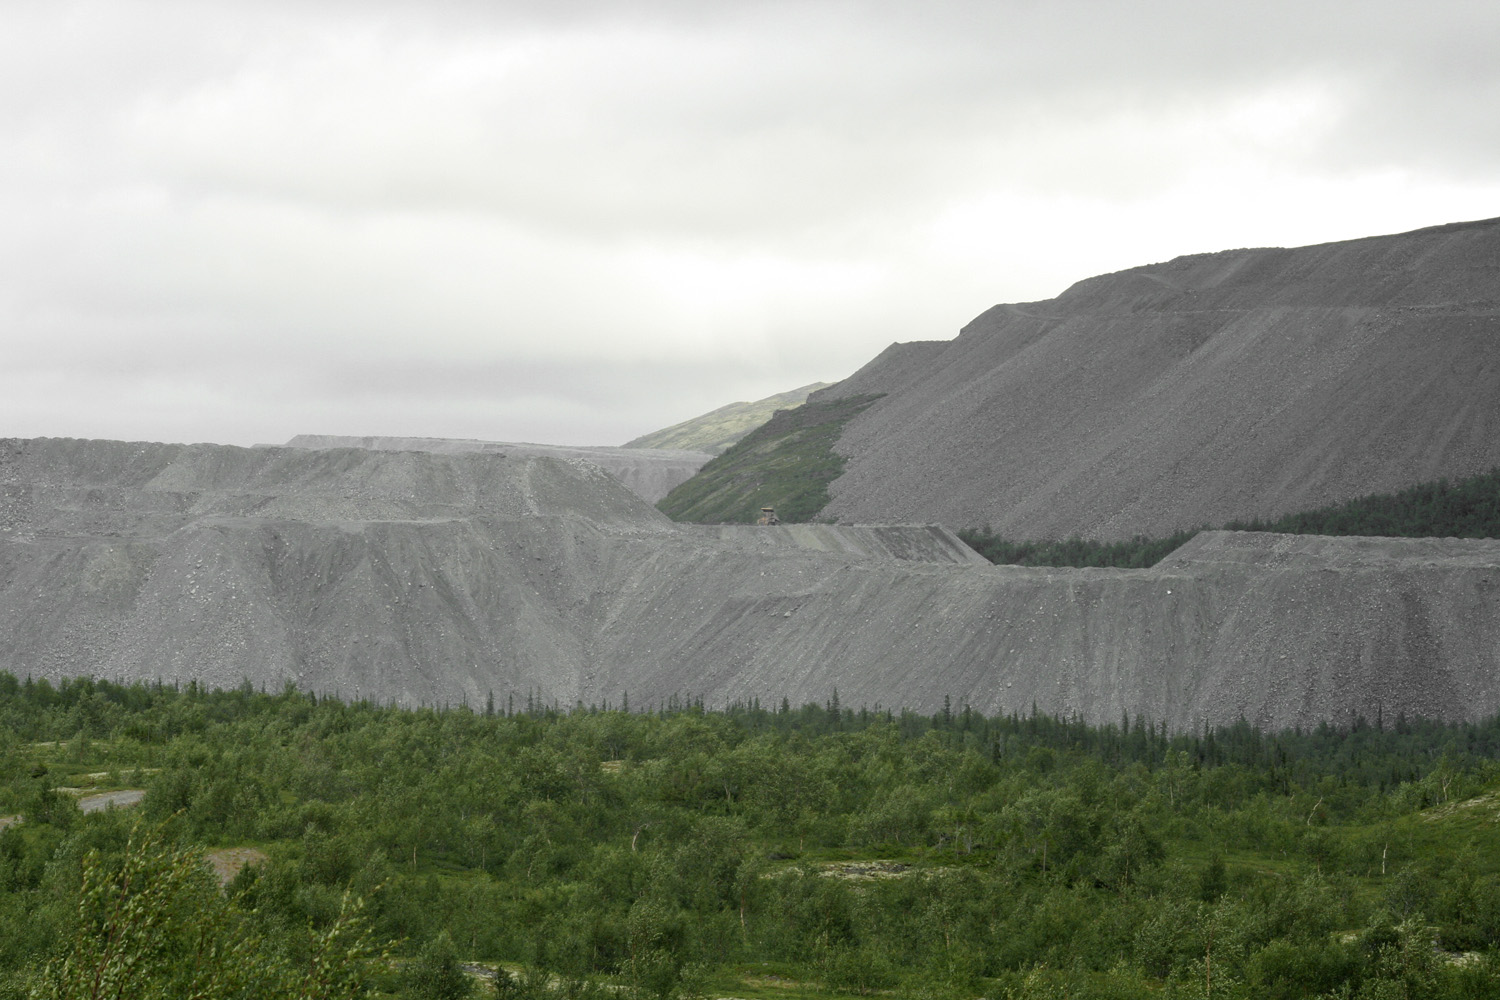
[656,395,883,524]
[32,822,376,1000]
[624,383,832,455]
[5,675,1500,997]
[961,466,1500,568]
[955,530,1199,569]
[1222,467,1500,538]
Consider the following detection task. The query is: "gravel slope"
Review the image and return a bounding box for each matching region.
[281,435,711,503]
[817,217,1500,537]
[4,437,1498,729]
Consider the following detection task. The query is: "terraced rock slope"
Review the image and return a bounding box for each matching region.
[4,437,1497,729]
[281,435,710,503]
[814,217,1500,538]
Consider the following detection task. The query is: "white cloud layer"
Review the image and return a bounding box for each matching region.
[3,0,1498,446]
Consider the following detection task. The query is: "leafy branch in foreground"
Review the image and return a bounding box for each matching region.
[33,820,378,1000]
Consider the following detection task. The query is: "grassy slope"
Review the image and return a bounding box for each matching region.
[656,394,882,523]
[623,382,832,455]
[961,466,1500,568]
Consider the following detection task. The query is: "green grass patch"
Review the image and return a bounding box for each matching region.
[656,394,883,524]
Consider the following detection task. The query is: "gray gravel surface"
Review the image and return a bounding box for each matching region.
[77,789,146,813]
[279,435,710,503]
[815,217,1500,538]
[3,437,1498,730]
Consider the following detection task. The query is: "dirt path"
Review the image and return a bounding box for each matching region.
[0,789,144,830]
[204,846,268,885]
[77,789,146,813]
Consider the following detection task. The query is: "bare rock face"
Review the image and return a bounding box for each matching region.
[280,435,711,504]
[816,217,1500,538]
[4,437,1500,730]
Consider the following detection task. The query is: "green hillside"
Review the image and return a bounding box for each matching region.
[960,466,1500,568]
[655,394,882,523]
[624,382,831,455]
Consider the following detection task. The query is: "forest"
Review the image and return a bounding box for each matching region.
[958,466,1500,568]
[3,675,1500,999]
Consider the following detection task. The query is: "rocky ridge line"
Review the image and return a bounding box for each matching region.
[813,216,1500,538]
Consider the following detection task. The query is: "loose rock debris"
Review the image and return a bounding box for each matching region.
[4,438,1500,730]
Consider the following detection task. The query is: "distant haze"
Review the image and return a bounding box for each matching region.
[624,382,831,454]
[3,1,1498,447]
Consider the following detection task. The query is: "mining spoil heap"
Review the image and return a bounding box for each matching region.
[815,217,1500,537]
[280,434,710,503]
[4,437,1498,729]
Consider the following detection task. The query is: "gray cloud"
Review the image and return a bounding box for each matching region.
[3,0,1497,447]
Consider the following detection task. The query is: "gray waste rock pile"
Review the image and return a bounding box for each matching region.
[816,217,1500,538]
[4,437,1498,730]
[281,434,711,503]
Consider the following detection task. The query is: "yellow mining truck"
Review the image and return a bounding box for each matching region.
[756,507,780,525]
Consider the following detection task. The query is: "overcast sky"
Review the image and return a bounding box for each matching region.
[3,0,1497,448]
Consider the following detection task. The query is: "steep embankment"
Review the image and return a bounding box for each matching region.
[0,438,671,706]
[5,437,1500,729]
[814,217,1500,538]
[281,435,710,503]
[595,529,1500,730]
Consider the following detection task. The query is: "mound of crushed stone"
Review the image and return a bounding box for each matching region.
[3,437,1497,730]
[816,217,1500,538]
[280,434,710,503]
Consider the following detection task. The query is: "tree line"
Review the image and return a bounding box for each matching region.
[959,466,1500,568]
